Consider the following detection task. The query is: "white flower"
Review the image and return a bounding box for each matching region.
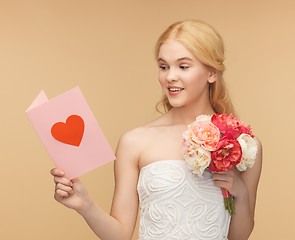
[182,142,211,177]
[236,133,258,171]
[182,129,192,147]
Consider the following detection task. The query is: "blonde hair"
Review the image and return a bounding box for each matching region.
[154,19,238,118]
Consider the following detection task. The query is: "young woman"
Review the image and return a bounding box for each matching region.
[51,19,262,240]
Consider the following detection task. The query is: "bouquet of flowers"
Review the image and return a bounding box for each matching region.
[182,113,258,216]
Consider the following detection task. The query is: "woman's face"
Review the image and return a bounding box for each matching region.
[158,39,215,108]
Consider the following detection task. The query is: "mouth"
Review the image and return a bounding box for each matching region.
[168,87,184,92]
[167,87,184,96]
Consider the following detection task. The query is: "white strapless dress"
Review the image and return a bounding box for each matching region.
[137,160,231,240]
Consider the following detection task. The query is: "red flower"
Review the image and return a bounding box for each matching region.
[209,136,242,172]
[211,113,253,139]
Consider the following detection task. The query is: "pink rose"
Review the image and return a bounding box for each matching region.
[189,115,220,151]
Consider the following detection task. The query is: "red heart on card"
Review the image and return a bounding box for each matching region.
[51,115,84,147]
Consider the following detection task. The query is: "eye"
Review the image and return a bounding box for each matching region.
[159,65,168,70]
[180,65,189,70]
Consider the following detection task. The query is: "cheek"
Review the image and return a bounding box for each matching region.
[158,72,165,86]
[185,70,208,88]
[183,72,208,96]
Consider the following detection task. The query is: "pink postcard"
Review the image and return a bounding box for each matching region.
[25,86,116,180]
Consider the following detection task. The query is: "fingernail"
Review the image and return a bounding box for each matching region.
[60,171,64,175]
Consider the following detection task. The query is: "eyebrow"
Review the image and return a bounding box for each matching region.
[158,57,193,62]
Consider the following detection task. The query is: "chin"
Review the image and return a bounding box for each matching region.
[168,101,185,108]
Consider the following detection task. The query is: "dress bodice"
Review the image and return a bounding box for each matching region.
[137,160,231,240]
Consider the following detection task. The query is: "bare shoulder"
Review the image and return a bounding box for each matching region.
[117,126,146,147]
[115,124,154,166]
[240,135,263,189]
[253,135,263,166]
[254,135,263,153]
[116,127,144,158]
[117,115,166,147]
[117,124,153,147]
[115,114,171,168]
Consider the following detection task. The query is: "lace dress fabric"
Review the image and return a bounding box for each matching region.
[137,160,231,240]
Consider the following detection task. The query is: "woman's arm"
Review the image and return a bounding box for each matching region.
[78,129,140,239]
[212,136,263,240]
[52,129,141,240]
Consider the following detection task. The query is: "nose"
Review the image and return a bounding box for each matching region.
[166,67,179,82]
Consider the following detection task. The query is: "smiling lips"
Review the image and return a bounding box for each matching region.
[168,86,184,95]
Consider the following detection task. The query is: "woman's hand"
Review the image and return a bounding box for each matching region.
[50,168,92,212]
[212,167,248,200]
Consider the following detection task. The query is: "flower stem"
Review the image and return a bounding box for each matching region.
[221,187,235,216]
[224,197,235,216]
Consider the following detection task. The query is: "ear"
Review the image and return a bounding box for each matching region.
[208,69,217,84]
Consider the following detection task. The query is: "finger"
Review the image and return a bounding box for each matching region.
[55,189,70,197]
[212,173,229,181]
[71,177,81,184]
[56,183,74,195]
[54,176,73,187]
[212,170,229,175]
[50,168,65,177]
[213,168,235,176]
[213,180,229,189]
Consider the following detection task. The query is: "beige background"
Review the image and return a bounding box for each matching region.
[1,0,294,239]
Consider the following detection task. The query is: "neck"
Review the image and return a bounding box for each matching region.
[168,99,216,126]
